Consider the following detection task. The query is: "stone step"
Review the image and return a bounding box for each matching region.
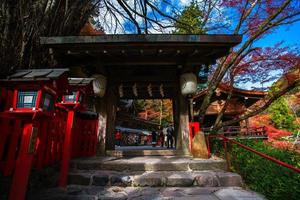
[28,186,265,200]
[106,149,185,157]
[71,156,227,172]
[68,170,243,187]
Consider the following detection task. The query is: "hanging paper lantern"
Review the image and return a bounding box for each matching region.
[147,84,153,97]
[160,84,164,98]
[180,73,197,96]
[92,74,107,97]
[132,83,138,97]
[118,84,124,98]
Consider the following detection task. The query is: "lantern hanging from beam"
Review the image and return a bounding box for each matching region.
[180,73,197,96]
[118,84,124,98]
[132,83,138,97]
[147,84,152,97]
[92,74,107,97]
[160,84,164,98]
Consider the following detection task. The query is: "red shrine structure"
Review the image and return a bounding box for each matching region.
[0,34,243,200]
[193,83,266,128]
[0,70,98,200]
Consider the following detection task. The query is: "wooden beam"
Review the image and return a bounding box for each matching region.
[41,34,242,45]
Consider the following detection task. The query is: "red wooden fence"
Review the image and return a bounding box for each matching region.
[206,134,300,173]
[0,108,98,200]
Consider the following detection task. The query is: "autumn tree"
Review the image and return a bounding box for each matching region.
[173,0,300,130]
[1,0,300,131]
[134,99,173,126]
[0,0,183,77]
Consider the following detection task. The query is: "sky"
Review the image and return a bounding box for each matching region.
[98,0,299,49]
[255,21,300,48]
[97,0,299,90]
[174,0,300,48]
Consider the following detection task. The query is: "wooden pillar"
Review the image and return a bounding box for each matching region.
[105,86,118,150]
[94,97,107,156]
[173,98,179,149]
[177,93,191,155]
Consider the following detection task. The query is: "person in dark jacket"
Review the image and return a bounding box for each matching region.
[159,130,164,147]
[166,126,174,148]
[151,130,157,147]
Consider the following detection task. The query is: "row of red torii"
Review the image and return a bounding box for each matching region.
[0,68,201,200]
[0,68,98,200]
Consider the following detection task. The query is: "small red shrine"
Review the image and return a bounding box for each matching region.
[0,68,69,200]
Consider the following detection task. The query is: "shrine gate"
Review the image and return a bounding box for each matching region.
[41,34,242,155]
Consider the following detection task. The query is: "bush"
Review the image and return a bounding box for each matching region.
[211,139,300,200]
[268,97,297,132]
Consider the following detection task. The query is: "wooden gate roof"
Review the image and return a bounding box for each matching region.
[41,34,241,67]
[40,34,242,99]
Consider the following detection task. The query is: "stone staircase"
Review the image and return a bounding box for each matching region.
[106,149,183,157]
[28,156,265,200]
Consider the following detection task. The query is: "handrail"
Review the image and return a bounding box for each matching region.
[207,134,300,173]
[203,126,267,137]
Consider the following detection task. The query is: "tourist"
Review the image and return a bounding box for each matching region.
[134,134,139,146]
[166,125,174,148]
[151,130,157,147]
[159,129,164,147]
[115,129,122,146]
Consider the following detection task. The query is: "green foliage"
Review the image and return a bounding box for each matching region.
[134,99,173,126]
[296,109,300,117]
[211,139,300,200]
[173,1,206,34]
[268,97,297,132]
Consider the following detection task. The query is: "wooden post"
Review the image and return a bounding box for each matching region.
[94,97,107,156]
[9,123,35,200]
[189,98,194,122]
[59,110,74,187]
[177,93,191,155]
[223,140,231,171]
[105,86,118,151]
[173,97,180,150]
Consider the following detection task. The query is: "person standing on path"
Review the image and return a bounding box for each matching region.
[166,125,174,148]
[151,130,157,147]
[159,128,164,147]
[115,130,122,147]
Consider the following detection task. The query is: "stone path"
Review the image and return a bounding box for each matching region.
[115,145,174,151]
[29,186,265,200]
[70,156,227,171]
[67,170,243,187]
[28,156,265,200]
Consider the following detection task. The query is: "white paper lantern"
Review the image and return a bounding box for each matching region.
[92,74,107,97]
[180,73,197,96]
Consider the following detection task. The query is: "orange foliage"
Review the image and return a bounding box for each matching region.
[265,125,291,140]
[250,114,293,149]
[80,22,104,36]
[270,141,292,149]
